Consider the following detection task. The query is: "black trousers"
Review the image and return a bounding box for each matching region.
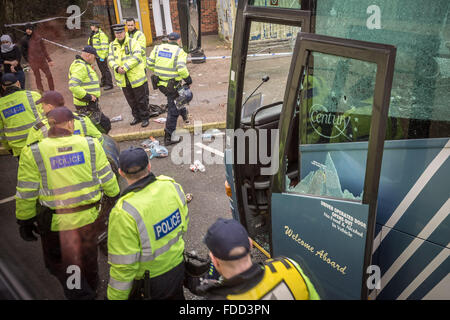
[29,60,54,92]
[158,86,186,135]
[122,81,151,121]
[40,219,101,300]
[96,58,113,87]
[75,100,111,134]
[129,261,186,300]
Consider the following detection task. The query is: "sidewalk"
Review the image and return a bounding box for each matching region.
[26,34,232,141]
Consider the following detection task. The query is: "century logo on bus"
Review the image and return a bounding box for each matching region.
[309,104,352,140]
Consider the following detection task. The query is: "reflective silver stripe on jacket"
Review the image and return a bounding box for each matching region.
[5,133,28,141]
[172,182,186,206]
[69,77,82,84]
[30,143,48,189]
[26,91,40,121]
[140,230,184,263]
[16,190,39,199]
[39,124,49,138]
[40,189,101,208]
[172,48,182,69]
[108,277,134,291]
[108,229,185,265]
[40,180,99,197]
[100,171,115,184]
[97,165,112,177]
[85,136,98,184]
[155,65,178,72]
[70,80,99,87]
[154,71,177,78]
[1,122,35,133]
[122,201,152,256]
[130,76,147,86]
[17,181,40,189]
[84,88,100,93]
[78,117,87,135]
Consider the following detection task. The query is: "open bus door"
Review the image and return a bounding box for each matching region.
[271,33,396,299]
[177,0,206,62]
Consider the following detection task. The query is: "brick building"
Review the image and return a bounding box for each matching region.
[93,0,218,41]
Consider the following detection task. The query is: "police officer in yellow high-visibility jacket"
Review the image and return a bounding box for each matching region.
[196,218,320,300]
[15,107,120,300]
[69,45,111,134]
[25,90,103,146]
[108,24,155,128]
[107,147,189,300]
[147,32,192,146]
[0,73,44,158]
[126,18,146,62]
[88,21,113,90]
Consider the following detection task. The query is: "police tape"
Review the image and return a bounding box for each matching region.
[8,26,82,54]
[6,22,291,61]
[4,5,90,27]
[187,52,293,61]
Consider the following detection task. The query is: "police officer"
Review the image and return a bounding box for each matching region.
[68,45,111,134]
[107,147,189,300]
[108,24,156,128]
[0,73,44,158]
[26,90,103,146]
[88,21,113,90]
[147,32,192,146]
[125,18,146,62]
[196,218,320,300]
[15,106,120,300]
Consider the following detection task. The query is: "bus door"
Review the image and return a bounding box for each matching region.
[271,33,396,299]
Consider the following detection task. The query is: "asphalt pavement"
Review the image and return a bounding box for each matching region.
[0,132,232,300]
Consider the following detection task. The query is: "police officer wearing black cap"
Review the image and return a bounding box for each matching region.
[0,73,44,157]
[194,218,320,300]
[108,24,155,128]
[16,106,120,300]
[147,32,193,146]
[106,146,189,300]
[68,45,111,134]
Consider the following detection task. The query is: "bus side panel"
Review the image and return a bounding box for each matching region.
[375,227,450,300]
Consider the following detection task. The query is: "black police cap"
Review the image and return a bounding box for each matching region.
[203,218,250,261]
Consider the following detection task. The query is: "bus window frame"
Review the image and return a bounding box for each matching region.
[272,32,396,298]
[228,1,312,234]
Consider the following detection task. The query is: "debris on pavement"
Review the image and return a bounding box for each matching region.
[142,136,169,159]
[110,115,123,122]
[190,160,206,173]
[154,117,167,123]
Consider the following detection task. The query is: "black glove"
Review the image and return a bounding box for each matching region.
[17,218,39,241]
[183,75,192,86]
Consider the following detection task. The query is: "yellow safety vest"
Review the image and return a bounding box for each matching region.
[15,134,119,231]
[88,28,110,60]
[68,57,101,106]
[107,174,189,300]
[108,34,147,88]
[147,43,189,87]
[227,257,320,300]
[0,89,44,156]
[129,29,146,60]
[26,113,103,146]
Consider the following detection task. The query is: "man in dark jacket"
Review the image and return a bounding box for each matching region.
[20,24,55,92]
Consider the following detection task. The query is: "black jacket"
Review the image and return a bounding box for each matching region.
[197,263,265,300]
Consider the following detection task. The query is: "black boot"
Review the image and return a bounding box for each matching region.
[164,131,182,146]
